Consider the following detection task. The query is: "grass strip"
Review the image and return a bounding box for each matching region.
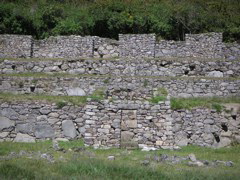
[0,91,105,107]
[171,96,240,111]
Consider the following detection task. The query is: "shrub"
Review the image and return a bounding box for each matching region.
[56,101,67,109]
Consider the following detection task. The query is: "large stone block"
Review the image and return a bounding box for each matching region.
[14,133,35,143]
[16,123,34,134]
[35,123,55,138]
[62,120,77,139]
[0,116,15,131]
[66,88,86,96]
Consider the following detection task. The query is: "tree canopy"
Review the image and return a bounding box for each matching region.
[0,0,239,42]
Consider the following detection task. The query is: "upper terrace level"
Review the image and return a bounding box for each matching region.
[0,32,239,60]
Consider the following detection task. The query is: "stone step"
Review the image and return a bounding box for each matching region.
[1,57,239,77]
[0,75,239,99]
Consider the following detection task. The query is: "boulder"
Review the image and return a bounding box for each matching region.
[0,132,9,138]
[66,88,86,96]
[14,133,35,143]
[207,71,223,77]
[214,137,232,148]
[107,156,115,160]
[0,108,18,119]
[16,123,34,134]
[0,116,15,131]
[175,132,189,146]
[121,131,134,142]
[188,153,197,162]
[62,120,77,139]
[35,123,55,138]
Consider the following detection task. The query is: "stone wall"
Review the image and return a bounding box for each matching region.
[155,33,223,58]
[32,36,94,58]
[172,107,240,148]
[0,35,32,58]
[93,36,119,58]
[0,100,174,149]
[0,76,239,98]
[223,43,240,60]
[1,100,239,148]
[119,34,156,57]
[1,58,239,77]
[0,32,239,59]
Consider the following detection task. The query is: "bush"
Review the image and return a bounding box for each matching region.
[56,101,67,109]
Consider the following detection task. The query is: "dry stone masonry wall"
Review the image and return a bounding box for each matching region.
[0,32,239,59]
[0,100,239,149]
[119,34,156,57]
[33,36,94,58]
[0,32,240,149]
[172,107,240,148]
[1,58,240,77]
[0,76,239,99]
[0,35,33,58]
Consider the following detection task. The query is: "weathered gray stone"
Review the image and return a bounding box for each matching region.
[107,156,115,160]
[175,132,189,146]
[40,109,51,115]
[0,109,18,119]
[66,88,86,96]
[0,116,15,130]
[35,123,55,138]
[121,131,134,141]
[62,120,77,139]
[14,133,35,143]
[55,138,69,142]
[188,161,204,167]
[188,153,197,162]
[208,71,223,77]
[0,132,9,138]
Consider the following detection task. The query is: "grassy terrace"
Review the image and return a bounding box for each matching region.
[0,92,239,111]
[0,91,105,107]
[170,96,240,112]
[0,140,240,179]
[1,72,240,81]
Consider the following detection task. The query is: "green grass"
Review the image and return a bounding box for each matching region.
[149,96,167,104]
[171,96,240,111]
[0,141,240,179]
[0,90,105,106]
[0,92,239,111]
[149,88,168,104]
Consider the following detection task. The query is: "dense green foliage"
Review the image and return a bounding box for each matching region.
[0,0,239,41]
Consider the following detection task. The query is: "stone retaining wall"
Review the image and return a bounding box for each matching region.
[0,35,33,58]
[119,34,156,57]
[172,107,240,148]
[0,76,239,98]
[1,58,239,77]
[32,36,94,58]
[0,100,239,148]
[0,100,174,149]
[0,32,239,59]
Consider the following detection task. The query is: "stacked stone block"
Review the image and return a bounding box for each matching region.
[33,35,94,58]
[0,35,32,58]
[119,34,156,57]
